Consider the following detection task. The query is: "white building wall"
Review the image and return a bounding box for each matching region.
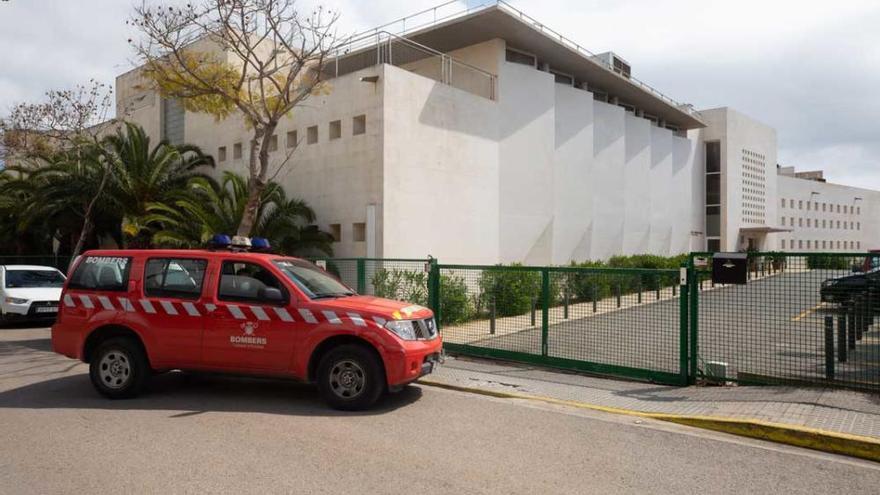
[381,65,501,264]
[551,84,594,263]
[497,61,556,264]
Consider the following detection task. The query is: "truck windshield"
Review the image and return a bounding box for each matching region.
[5,269,66,288]
[273,259,355,299]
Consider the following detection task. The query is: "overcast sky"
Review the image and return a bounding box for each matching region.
[2,0,878,188]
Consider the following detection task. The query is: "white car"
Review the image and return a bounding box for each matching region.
[0,265,67,323]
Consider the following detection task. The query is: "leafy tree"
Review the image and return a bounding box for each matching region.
[146,171,332,255]
[0,81,115,263]
[129,0,344,237]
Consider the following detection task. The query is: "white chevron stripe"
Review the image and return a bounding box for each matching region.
[250,306,270,321]
[97,296,114,310]
[298,308,318,324]
[273,307,294,322]
[228,305,246,320]
[78,294,94,309]
[118,297,135,312]
[322,310,342,324]
[347,312,366,326]
[181,302,200,316]
[140,299,156,314]
[159,301,178,316]
[372,316,387,327]
[63,294,75,307]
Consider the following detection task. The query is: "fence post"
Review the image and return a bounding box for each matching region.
[428,258,441,329]
[637,279,642,304]
[592,285,597,313]
[356,259,367,295]
[564,289,569,319]
[837,315,847,362]
[616,282,621,308]
[541,269,550,357]
[531,296,537,327]
[824,316,835,380]
[489,295,496,335]
[679,263,689,385]
[688,259,699,384]
[847,302,856,350]
[856,296,865,341]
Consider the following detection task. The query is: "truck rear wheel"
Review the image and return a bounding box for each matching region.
[316,344,385,411]
[89,337,149,399]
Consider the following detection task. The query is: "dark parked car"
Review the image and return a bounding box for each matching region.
[820,253,880,305]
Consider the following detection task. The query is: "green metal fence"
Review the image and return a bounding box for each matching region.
[689,251,880,391]
[433,264,688,385]
[0,255,73,274]
[309,257,433,301]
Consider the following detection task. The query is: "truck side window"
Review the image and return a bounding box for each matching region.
[144,258,207,299]
[218,261,287,304]
[68,256,132,292]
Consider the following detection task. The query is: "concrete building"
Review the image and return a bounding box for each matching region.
[116,1,879,263]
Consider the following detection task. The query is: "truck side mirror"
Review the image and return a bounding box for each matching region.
[260,287,285,302]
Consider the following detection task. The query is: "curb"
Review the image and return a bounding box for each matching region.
[420,379,880,463]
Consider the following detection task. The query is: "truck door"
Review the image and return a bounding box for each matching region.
[202,260,298,371]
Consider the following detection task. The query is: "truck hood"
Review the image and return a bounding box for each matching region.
[2,287,63,302]
[316,295,433,320]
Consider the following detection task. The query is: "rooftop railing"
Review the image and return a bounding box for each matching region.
[349,0,701,119]
[332,29,497,101]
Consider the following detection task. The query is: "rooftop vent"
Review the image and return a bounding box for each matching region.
[590,52,631,79]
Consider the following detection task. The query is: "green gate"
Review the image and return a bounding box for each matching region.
[431,263,689,386]
[688,252,880,391]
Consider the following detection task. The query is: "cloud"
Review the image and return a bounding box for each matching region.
[1,0,877,188]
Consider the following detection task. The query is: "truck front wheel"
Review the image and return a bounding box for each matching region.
[316,344,385,411]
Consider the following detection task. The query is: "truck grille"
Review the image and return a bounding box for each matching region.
[412,318,438,340]
[28,301,59,316]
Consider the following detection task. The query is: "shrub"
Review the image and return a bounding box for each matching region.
[478,264,541,317]
[806,255,850,270]
[372,269,428,305]
[438,274,473,325]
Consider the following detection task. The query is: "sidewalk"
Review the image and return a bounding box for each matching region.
[423,355,880,450]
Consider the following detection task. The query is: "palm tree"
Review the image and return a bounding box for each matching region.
[103,122,214,247]
[1,145,119,258]
[146,171,333,256]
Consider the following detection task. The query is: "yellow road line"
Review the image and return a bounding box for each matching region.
[792,302,826,322]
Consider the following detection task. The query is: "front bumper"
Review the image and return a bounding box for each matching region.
[1,300,60,319]
[386,337,444,388]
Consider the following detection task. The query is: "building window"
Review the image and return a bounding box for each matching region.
[353,114,366,135]
[706,142,720,174]
[857,222,861,231]
[799,218,803,227]
[161,98,185,146]
[505,47,537,67]
[807,218,811,228]
[352,222,366,242]
[329,223,341,242]
[286,130,298,149]
[233,142,242,159]
[781,239,786,249]
[857,206,861,215]
[707,239,720,252]
[806,202,811,211]
[218,146,227,162]
[798,200,803,210]
[806,240,811,249]
[858,241,861,249]
[551,70,574,85]
[781,198,786,208]
[307,125,318,144]
[268,134,278,152]
[798,240,803,249]
[822,219,826,228]
[329,120,342,140]
[790,199,794,208]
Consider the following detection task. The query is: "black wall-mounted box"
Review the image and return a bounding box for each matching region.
[712,252,748,285]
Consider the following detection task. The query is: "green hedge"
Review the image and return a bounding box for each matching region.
[371,269,473,326]
[478,263,542,317]
[806,255,851,270]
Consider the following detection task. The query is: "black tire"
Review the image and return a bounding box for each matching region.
[316,344,385,411]
[89,337,149,399]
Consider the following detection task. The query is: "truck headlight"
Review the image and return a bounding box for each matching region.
[385,320,417,340]
[4,297,28,305]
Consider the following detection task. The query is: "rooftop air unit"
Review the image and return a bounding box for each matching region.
[590,51,631,79]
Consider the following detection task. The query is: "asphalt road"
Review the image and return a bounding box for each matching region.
[1,326,879,494]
